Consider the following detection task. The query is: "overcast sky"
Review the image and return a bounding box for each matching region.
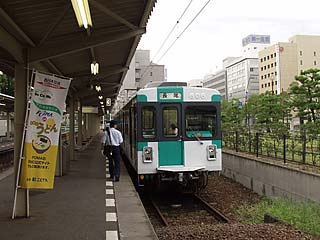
[138,0,320,82]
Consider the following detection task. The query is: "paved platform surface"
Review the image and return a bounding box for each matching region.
[0,135,157,240]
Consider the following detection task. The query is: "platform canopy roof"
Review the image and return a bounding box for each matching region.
[0,0,156,110]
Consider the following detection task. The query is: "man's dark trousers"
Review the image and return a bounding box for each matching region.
[112,146,121,179]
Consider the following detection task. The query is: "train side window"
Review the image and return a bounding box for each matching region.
[163,107,178,137]
[142,106,156,139]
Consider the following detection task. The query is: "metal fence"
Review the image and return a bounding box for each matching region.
[223,131,320,167]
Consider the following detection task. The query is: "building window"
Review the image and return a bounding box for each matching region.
[261,75,264,80]
[265,83,267,87]
[268,64,270,69]
[271,63,273,67]
[314,61,317,66]
[300,60,303,65]
[264,66,266,70]
[275,62,277,66]
[275,71,277,76]
[261,67,263,71]
[250,68,254,72]
[150,72,153,76]
[267,56,270,60]
[261,58,263,62]
[261,84,264,88]
[268,82,270,87]
[264,57,266,61]
[271,54,273,58]
[314,51,317,56]
[275,90,277,94]
[275,81,277,85]
[300,50,303,56]
[268,73,270,78]
[274,53,276,57]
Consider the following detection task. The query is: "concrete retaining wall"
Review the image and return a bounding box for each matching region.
[222,151,320,203]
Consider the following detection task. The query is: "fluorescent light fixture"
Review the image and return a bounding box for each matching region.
[71,0,92,29]
[98,95,103,100]
[0,71,3,75]
[95,85,101,92]
[0,103,6,106]
[91,61,99,75]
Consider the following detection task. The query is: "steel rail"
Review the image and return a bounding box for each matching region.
[149,197,169,227]
[193,194,230,223]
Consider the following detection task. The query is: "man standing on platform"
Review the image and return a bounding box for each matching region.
[108,120,123,182]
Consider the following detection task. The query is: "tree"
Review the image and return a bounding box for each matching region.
[253,91,291,135]
[0,74,14,96]
[221,99,245,132]
[289,69,320,134]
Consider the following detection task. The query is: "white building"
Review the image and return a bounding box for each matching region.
[112,50,166,114]
[226,35,270,101]
[203,70,227,99]
[135,50,166,89]
[188,79,203,87]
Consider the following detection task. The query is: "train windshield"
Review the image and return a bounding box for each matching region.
[185,106,217,138]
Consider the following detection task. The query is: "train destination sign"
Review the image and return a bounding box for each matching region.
[159,92,182,100]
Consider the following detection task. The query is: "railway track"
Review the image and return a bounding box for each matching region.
[192,193,230,223]
[147,191,230,227]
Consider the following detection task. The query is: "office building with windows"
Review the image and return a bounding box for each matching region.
[203,70,227,99]
[113,50,166,114]
[259,35,320,94]
[135,50,166,89]
[226,35,270,101]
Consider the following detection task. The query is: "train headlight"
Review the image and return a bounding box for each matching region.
[142,146,153,163]
[207,145,217,161]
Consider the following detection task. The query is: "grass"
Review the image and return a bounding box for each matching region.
[235,197,320,236]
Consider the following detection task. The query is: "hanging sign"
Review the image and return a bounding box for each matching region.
[20,72,71,189]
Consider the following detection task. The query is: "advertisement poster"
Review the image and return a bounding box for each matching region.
[20,72,71,189]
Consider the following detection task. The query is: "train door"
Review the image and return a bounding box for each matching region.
[158,104,183,166]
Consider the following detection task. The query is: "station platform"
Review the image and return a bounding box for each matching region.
[0,135,157,240]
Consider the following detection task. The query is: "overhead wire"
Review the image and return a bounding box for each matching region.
[151,0,194,62]
[139,0,195,81]
[140,0,212,83]
[156,0,212,63]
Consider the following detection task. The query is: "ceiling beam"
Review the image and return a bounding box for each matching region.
[81,93,118,105]
[0,6,64,76]
[75,84,119,98]
[90,0,137,30]
[29,28,146,63]
[46,60,63,75]
[90,48,95,61]
[0,6,35,47]
[0,25,24,63]
[70,65,128,82]
[38,4,71,46]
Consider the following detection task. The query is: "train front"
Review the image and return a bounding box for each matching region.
[136,84,222,190]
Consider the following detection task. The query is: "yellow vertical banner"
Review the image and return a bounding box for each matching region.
[20,72,71,189]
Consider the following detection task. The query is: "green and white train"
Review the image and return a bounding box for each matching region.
[117,82,222,190]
